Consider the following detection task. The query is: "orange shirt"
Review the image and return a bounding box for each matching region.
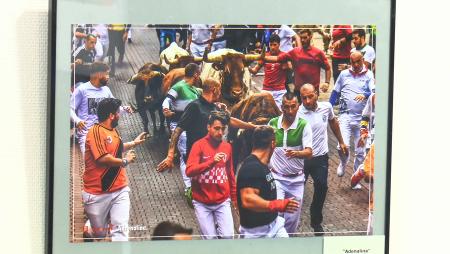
[364,144,375,211]
[83,124,128,194]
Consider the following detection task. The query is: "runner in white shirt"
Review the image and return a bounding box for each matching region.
[273,25,301,52]
[71,62,114,155]
[298,83,348,235]
[351,29,376,71]
[267,93,313,235]
[187,24,226,57]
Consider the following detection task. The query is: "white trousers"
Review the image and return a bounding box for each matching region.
[263,89,286,111]
[192,199,234,239]
[239,216,289,238]
[337,114,365,173]
[78,134,87,156]
[274,178,304,234]
[190,41,226,57]
[82,186,130,241]
[170,122,190,189]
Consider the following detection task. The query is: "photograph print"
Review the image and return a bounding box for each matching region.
[69,24,377,242]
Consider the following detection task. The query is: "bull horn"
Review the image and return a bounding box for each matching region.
[147,70,164,79]
[153,71,165,78]
[193,56,203,63]
[164,54,180,65]
[127,73,139,84]
[203,51,223,63]
[244,53,261,61]
[244,45,266,61]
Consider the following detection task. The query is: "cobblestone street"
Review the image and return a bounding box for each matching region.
[70,27,371,242]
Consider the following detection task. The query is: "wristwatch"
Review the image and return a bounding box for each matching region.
[122,158,129,167]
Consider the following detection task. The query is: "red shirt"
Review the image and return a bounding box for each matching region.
[278,46,330,89]
[332,25,352,59]
[261,51,287,91]
[186,135,237,205]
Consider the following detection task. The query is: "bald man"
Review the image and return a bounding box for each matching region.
[298,83,348,235]
[329,51,375,189]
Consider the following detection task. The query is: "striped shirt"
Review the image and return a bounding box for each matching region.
[268,115,313,180]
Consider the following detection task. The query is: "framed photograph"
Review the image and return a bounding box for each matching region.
[49,0,395,253]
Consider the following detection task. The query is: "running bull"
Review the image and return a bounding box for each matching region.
[127,63,166,134]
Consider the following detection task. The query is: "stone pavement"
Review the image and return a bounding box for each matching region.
[70,26,370,242]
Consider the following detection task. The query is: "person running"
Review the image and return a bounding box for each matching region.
[82,98,147,241]
[157,78,256,173]
[162,63,202,203]
[71,62,114,155]
[186,111,236,239]
[263,29,331,97]
[249,34,289,110]
[107,24,130,76]
[329,25,352,83]
[267,93,313,235]
[237,126,300,238]
[351,29,376,72]
[329,51,375,189]
[70,62,132,155]
[298,83,348,235]
[72,33,97,88]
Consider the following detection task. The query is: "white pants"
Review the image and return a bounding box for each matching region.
[367,212,373,235]
[78,134,87,156]
[337,114,365,173]
[170,122,190,189]
[239,216,289,238]
[82,186,130,241]
[192,199,234,239]
[274,177,304,234]
[190,41,226,57]
[264,89,286,111]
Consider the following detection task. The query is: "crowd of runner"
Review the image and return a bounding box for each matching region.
[70,24,377,241]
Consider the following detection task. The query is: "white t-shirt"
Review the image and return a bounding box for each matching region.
[274,25,297,52]
[189,24,224,44]
[351,44,376,64]
[70,81,114,139]
[297,102,335,157]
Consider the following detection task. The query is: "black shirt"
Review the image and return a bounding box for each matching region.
[177,96,218,157]
[73,47,96,84]
[237,154,278,228]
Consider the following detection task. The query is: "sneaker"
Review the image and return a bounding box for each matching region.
[337,164,345,177]
[83,220,94,242]
[352,183,362,190]
[184,187,193,208]
[312,224,324,236]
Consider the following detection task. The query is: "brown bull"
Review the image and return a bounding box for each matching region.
[202,47,265,104]
[128,63,167,133]
[228,92,281,168]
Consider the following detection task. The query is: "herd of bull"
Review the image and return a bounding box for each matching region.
[127,42,281,166]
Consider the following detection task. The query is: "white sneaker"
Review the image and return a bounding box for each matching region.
[337,164,345,177]
[352,183,362,190]
[83,220,94,241]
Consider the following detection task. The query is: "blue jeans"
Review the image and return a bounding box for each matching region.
[304,154,329,226]
[159,29,176,53]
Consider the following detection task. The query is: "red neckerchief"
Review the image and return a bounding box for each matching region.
[349,65,368,76]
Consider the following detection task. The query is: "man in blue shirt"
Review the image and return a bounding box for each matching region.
[329,51,374,189]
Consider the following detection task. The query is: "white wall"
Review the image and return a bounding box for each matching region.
[1,0,450,253]
[0,0,48,253]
